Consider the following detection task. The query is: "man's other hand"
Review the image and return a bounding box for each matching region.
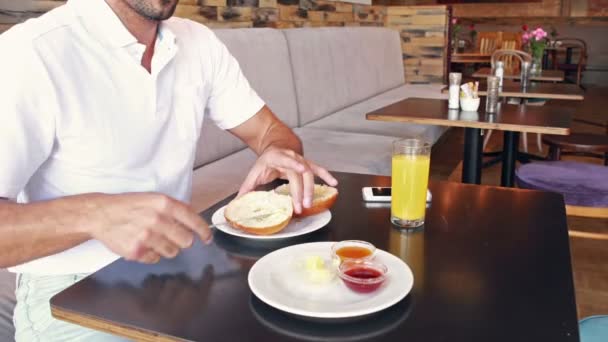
[237,147,338,214]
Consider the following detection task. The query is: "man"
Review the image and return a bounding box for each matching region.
[0,0,337,340]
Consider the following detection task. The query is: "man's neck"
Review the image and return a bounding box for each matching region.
[105,0,158,72]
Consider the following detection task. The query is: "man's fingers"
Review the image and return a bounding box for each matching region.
[238,165,262,198]
[139,250,161,264]
[163,220,195,249]
[144,230,180,259]
[285,171,303,214]
[160,196,212,244]
[302,168,315,209]
[309,161,338,187]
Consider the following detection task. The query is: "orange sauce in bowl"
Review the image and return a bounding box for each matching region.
[336,246,373,261]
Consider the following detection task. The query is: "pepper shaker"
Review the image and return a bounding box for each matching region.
[485,76,500,114]
[520,61,531,91]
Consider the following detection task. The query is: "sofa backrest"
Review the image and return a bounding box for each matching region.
[194,28,299,168]
[283,27,405,126]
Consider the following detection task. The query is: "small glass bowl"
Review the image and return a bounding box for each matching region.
[338,259,388,293]
[331,240,376,263]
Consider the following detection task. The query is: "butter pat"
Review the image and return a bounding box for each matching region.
[302,255,336,284]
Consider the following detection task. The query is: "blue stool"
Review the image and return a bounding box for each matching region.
[580,316,608,342]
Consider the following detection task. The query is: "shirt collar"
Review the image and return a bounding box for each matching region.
[69,0,174,49]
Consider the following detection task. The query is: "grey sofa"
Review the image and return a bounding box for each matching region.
[0,27,447,340]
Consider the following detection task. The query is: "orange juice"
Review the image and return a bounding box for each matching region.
[391,154,430,221]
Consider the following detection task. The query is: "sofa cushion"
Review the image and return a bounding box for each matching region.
[295,127,399,176]
[284,27,405,126]
[305,84,448,144]
[191,148,257,213]
[194,28,298,168]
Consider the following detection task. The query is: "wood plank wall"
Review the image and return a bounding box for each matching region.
[0,0,448,83]
[385,5,447,83]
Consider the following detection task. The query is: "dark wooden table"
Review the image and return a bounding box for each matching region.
[472,67,565,82]
[550,87,608,129]
[50,173,580,342]
[366,98,573,186]
[441,80,584,101]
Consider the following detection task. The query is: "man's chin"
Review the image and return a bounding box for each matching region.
[160,4,177,20]
[160,0,178,20]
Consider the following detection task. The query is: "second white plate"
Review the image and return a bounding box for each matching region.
[211,206,331,240]
[248,242,414,319]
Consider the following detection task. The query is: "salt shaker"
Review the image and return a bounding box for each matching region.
[520,61,531,90]
[485,76,500,114]
[494,61,505,88]
[448,72,462,109]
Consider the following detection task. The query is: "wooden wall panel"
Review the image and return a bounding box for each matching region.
[386,5,448,83]
[0,1,448,84]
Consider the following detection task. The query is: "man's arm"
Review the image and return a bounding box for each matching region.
[229,106,337,214]
[229,106,303,156]
[0,197,89,268]
[0,194,212,268]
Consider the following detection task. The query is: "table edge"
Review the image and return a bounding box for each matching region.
[471,73,565,82]
[439,87,584,100]
[366,114,571,135]
[50,305,180,342]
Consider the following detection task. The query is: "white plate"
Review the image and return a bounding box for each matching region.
[248,242,414,319]
[211,206,331,240]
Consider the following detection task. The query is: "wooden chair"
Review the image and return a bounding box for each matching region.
[476,32,522,58]
[500,32,523,69]
[490,49,530,72]
[484,50,533,151]
[554,38,587,87]
[543,121,608,166]
[477,31,501,55]
[543,87,608,166]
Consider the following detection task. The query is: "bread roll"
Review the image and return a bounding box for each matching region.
[224,191,293,235]
[274,184,338,217]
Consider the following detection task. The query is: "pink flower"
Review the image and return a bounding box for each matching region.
[522,32,530,43]
[452,18,458,25]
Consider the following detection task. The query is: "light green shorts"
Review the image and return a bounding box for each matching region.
[14,273,130,342]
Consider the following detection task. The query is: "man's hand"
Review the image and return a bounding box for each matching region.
[237,147,338,214]
[87,193,212,264]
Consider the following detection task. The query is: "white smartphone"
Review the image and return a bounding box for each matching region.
[362,187,432,203]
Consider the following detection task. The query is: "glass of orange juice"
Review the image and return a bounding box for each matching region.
[391,139,431,228]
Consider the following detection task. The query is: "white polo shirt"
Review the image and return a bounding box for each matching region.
[1,0,265,275]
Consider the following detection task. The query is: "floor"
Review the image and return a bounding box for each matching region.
[429,127,608,320]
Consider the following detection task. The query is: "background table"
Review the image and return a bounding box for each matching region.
[366,98,573,186]
[51,173,580,342]
[472,67,565,82]
[442,80,584,101]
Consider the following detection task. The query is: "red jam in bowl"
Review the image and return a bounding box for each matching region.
[339,260,387,293]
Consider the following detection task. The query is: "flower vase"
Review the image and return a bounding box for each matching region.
[530,46,545,75]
